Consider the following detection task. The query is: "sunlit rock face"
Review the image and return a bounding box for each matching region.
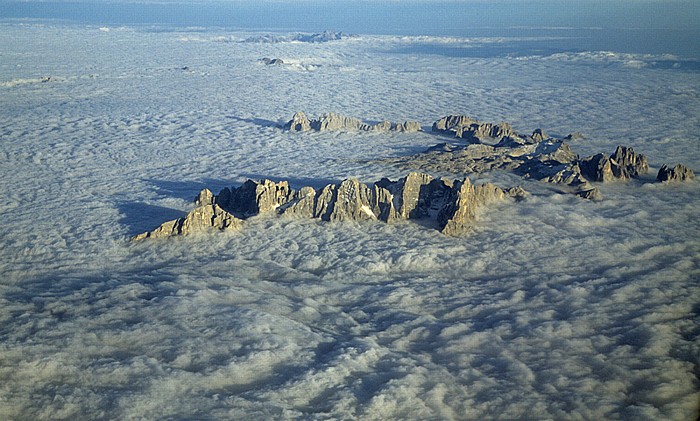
[285,112,422,133]
[133,191,244,240]
[135,172,523,239]
[656,164,695,182]
[579,146,649,182]
[284,111,312,132]
[384,115,668,200]
[432,115,514,145]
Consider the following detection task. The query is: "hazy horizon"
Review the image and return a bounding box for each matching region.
[3,0,699,58]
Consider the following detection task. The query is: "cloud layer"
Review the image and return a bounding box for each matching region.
[0,24,698,419]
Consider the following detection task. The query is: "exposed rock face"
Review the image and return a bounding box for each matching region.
[315,113,363,131]
[438,179,506,236]
[432,115,513,145]
[384,114,656,199]
[564,132,584,141]
[134,172,522,240]
[576,188,602,201]
[394,121,422,133]
[656,164,695,182]
[285,112,422,133]
[133,190,244,240]
[610,145,649,178]
[194,188,215,206]
[432,115,476,134]
[531,129,549,142]
[579,153,615,182]
[579,146,648,182]
[218,179,293,216]
[284,111,312,132]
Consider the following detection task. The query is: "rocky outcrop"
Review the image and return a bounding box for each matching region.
[438,179,506,236]
[217,179,294,216]
[285,112,422,133]
[575,188,602,201]
[133,189,244,240]
[315,113,364,131]
[432,115,514,145]
[579,146,648,182]
[564,132,584,141]
[656,164,695,182]
[382,115,660,199]
[284,111,312,132]
[531,129,549,142]
[134,172,523,240]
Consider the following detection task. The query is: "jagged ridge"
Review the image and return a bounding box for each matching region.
[134,172,525,240]
[381,114,694,200]
[285,111,422,133]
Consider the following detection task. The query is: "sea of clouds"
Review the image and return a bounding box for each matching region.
[0,24,698,419]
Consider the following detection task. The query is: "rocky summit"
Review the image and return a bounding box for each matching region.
[432,115,515,145]
[134,114,695,240]
[285,112,422,133]
[381,114,690,199]
[656,164,695,182]
[133,172,523,240]
[132,190,244,240]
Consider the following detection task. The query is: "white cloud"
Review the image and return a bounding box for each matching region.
[0,24,698,420]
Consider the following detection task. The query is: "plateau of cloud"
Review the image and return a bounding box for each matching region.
[0,24,698,420]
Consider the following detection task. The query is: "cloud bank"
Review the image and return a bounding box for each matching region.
[0,24,698,419]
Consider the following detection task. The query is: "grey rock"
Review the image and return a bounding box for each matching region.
[135,172,519,239]
[505,186,528,201]
[297,31,345,43]
[394,120,422,133]
[280,186,317,218]
[378,172,435,219]
[532,128,549,142]
[575,188,602,201]
[579,146,648,182]
[285,111,312,132]
[495,135,538,148]
[579,153,615,182]
[382,116,663,200]
[314,113,363,131]
[432,115,513,144]
[564,132,585,141]
[285,112,421,133]
[327,179,378,221]
[218,179,293,217]
[534,141,578,164]
[432,115,477,135]
[133,201,243,240]
[438,179,506,236]
[610,145,648,178]
[656,164,695,182]
[541,164,589,186]
[194,188,215,207]
[364,120,392,132]
[369,184,399,222]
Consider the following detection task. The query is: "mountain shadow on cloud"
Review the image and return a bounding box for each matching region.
[146,178,234,202]
[119,178,240,236]
[117,201,189,237]
[226,116,283,129]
